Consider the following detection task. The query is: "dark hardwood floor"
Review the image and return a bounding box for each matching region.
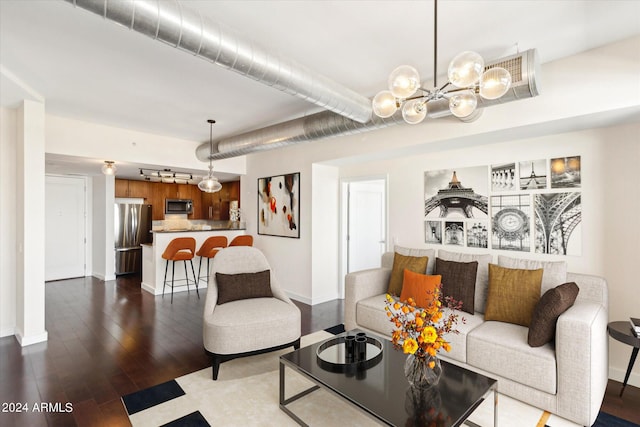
[0,275,637,426]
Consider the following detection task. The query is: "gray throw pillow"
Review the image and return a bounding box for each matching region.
[435,258,478,314]
[216,270,273,304]
[528,282,579,347]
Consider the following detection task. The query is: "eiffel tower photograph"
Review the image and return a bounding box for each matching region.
[424,166,488,219]
[519,159,547,190]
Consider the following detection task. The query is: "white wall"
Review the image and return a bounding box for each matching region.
[46,114,246,175]
[601,125,640,387]
[311,164,340,304]
[0,107,17,337]
[243,159,312,302]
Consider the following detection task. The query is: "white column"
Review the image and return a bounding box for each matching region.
[15,100,48,346]
[92,174,116,281]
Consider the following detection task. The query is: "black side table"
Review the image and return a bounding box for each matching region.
[607,321,640,397]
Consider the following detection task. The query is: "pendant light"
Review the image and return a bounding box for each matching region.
[198,119,222,193]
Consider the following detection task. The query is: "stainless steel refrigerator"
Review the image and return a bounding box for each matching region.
[115,203,152,275]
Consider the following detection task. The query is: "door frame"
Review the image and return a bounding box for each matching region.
[338,174,388,298]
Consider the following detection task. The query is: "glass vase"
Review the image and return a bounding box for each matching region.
[404,353,442,389]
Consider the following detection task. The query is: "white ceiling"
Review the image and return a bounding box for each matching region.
[1,0,639,180]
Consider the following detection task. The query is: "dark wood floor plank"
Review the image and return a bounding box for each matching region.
[0,274,638,426]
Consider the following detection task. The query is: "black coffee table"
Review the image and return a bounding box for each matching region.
[279,330,497,426]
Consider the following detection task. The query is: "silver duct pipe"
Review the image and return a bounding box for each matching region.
[196,49,540,161]
[196,110,404,161]
[63,0,372,123]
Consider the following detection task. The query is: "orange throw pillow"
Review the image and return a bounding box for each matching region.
[399,269,442,309]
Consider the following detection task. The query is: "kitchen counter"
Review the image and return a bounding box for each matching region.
[141,229,247,296]
[152,219,245,233]
[152,226,245,233]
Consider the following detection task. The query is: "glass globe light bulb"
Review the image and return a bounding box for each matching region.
[372,90,398,118]
[449,92,478,118]
[401,99,427,124]
[101,161,116,175]
[388,65,421,99]
[448,51,485,88]
[479,67,512,100]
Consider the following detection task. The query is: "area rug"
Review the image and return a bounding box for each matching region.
[122,326,632,427]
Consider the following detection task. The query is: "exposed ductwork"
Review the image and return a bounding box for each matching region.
[197,49,541,161]
[196,110,404,161]
[63,0,372,124]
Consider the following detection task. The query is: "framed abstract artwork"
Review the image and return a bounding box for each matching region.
[258,172,300,238]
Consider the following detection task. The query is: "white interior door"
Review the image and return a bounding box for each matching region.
[45,175,86,281]
[347,179,386,273]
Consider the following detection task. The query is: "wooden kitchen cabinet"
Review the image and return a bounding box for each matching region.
[116,179,208,221]
[115,179,130,198]
[128,180,151,199]
[115,179,153,199]
[190,185,202,219]
[200,180,241,220]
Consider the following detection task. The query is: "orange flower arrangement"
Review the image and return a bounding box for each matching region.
[384,283,464,366]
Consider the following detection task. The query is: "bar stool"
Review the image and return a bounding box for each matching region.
[162,237,198,303]
[229,235,253,247]
[196,236,228,284]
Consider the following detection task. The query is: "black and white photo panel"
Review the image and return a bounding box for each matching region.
[491,194,531,252]
[491,163,516,192]
[519,159,547,190]
[550,156,581,189]
[425,220,443,244]
[534,193,582,255]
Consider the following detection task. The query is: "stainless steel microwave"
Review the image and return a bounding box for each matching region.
[165,199,193,214]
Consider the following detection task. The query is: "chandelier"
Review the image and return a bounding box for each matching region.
[372,0,512,124]
[198,119,222,193]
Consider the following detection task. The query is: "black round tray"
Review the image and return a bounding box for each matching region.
[316,334,383,373]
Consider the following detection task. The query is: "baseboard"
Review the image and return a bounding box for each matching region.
[609,366,640,388]
[93,273,106,281]
[286,291,312,305]
[141,281,160,295]
[286,292,341,306]
[14,329,48,347]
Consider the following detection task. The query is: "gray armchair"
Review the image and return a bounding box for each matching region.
[203,246,301,379]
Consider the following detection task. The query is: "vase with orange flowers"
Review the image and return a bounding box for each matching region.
[384,286,463,389]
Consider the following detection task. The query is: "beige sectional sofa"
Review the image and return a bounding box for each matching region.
[344,247,608,427]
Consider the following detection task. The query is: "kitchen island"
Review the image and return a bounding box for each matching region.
[142,224,246,296]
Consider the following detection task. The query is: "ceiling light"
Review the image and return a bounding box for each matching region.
[138,168,198,183]
[102,161,117,175]
[372,0,512,124]
[198,120,222,193]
